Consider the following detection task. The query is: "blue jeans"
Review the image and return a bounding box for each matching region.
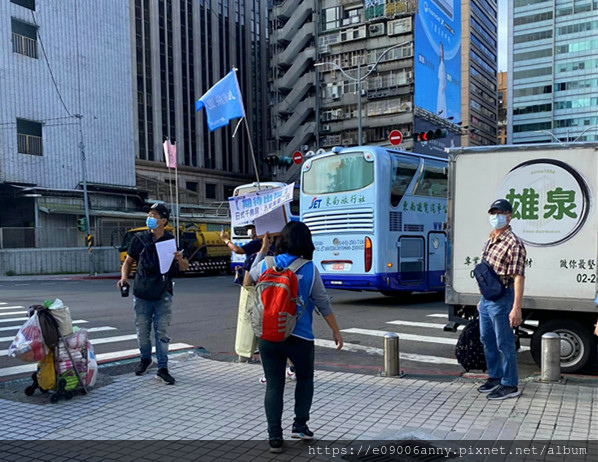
[258,336,315,438]
[478,287,518,387]
[133,295,172,369]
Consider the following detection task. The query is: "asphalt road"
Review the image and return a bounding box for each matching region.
[1,275,596,382]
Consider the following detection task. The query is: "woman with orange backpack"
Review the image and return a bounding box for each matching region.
[249,221,343,453]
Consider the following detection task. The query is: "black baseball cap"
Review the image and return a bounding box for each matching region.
[149,203,170,221]
[488,199,513,214]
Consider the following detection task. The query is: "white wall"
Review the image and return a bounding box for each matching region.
[0,0,135,188]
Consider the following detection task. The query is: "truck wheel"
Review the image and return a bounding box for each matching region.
[531,319,597,374]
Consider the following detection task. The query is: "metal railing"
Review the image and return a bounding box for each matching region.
[17,133,43,155]
[12,33,38,59]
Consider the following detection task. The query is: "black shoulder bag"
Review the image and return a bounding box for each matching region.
[473,259,506,301]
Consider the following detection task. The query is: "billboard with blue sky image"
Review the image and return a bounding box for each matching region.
[414,0,461,122]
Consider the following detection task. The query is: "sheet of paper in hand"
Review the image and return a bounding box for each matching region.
[155,239,177,274]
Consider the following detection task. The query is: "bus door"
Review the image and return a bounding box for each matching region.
[398,236,425,284]
[427,231,446,289]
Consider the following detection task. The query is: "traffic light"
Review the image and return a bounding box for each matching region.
[77,217,87,232]
[413,128,448,142]
[279,156,293,166]
[264,155,279,166]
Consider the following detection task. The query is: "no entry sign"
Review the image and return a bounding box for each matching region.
[292,151,303,164]
[389,130,403,146]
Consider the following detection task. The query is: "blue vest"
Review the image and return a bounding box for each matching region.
[260,253,316,340]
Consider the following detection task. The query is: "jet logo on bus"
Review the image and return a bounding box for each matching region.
[308,197,322,210]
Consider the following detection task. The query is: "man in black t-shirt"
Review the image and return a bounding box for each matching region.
[117,204,188,385]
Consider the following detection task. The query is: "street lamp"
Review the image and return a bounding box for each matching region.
[315,40,412,145]
[571,125,598,142]
[535,130,564,144]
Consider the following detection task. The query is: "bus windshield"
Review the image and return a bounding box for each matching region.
[303,152,374,195]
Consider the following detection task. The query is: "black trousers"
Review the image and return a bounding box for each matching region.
[258,336,315,438]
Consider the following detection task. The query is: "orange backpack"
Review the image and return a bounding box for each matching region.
[249,257,308,342]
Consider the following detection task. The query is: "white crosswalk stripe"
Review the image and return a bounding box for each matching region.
[342,327,458,345]
[0,326,116,343]
[341,327,530,352]
[315,339,458,365]
[0,334,139,356]
[0,318,89,331]
[0,343,194,379]
[0,311,28,317]
[386,320,464,330]
[324,312,530,368]
[0,320,88,332]
[0,297,195,380]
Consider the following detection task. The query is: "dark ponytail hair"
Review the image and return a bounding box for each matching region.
[275,221,315,260]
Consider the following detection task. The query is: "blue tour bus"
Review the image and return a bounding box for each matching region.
[300,146,448,295]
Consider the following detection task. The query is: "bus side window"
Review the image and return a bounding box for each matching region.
[390,155,419,207]
[414,160,448,198]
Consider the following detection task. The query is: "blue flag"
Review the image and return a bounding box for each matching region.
[195,70,246,131]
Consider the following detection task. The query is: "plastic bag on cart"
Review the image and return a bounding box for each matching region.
[8,313,48,362]
[86,341,98,387]
[46,298,73,337]
[63,328,88,350]
[37,349,56,390]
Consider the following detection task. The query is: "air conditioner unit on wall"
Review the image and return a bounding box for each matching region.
[322,125,331,132]
[368,24,384,37]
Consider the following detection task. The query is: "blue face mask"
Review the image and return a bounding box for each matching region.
[489,214,508,230]
[146,217,159,230]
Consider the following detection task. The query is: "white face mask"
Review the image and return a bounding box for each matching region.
[489,213,508,230]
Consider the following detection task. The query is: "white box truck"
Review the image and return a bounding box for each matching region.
[444,143,598,373]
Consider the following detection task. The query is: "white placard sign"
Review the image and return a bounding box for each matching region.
[229,183,294,226]
[254,206,288,237]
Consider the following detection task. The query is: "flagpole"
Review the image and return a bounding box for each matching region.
[243,117,261,187]
[164,140,174,220]
[168,161,174,216]
[174,147,180,248]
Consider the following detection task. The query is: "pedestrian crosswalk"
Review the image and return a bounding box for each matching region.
[314,312,531,370]
[0,302,193,380]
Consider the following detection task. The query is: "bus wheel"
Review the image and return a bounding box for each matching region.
[530,319,597,374]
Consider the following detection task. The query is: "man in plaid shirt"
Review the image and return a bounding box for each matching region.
[477,199,526,400]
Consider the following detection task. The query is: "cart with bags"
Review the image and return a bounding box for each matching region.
[8,299,98,403]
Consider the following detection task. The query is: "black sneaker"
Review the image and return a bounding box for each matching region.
[156,368,175,385]
[487,385,521,400]
[291,424,314,440]
[477,378,501,393]
[135,358,152,376]
[268,437,283,453]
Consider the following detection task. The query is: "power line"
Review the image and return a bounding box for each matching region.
[30,10,74,118]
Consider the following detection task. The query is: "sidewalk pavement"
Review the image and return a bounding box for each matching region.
[0,355,596,462]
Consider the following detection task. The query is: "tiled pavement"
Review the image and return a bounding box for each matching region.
[1,356,597,461]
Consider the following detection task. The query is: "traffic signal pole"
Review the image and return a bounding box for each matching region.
[77,116,94,275]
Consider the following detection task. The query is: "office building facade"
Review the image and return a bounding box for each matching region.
[460,0,499,146]
[269,0,497,167]
[498,71,507,144]
[508,0,598,144]
[133,0,269,203]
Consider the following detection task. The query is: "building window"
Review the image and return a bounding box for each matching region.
[10,0,35,10]
[17,118,43,155]
[186,181,198,192]
[11,18,37,58]
[205,183,217,200]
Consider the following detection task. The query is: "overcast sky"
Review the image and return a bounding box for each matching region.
[497,0,508,72]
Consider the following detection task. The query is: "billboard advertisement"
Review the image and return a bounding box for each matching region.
[414,0,461,122]
[412,117,460,158]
